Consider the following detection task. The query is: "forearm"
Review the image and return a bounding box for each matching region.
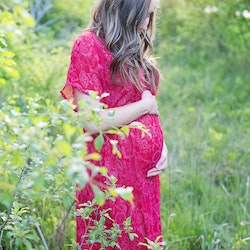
[84,99,149,134]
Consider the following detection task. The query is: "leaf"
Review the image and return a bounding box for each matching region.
[121,126,130,136]
[87,90,99,99]
[100,92,110,99]
[0,78,6,86]
[84,152,101,161]
[92,186,105,206]
[154,235,163,243]
[63,123,76,140]
[0,37,7,47]
[57,141,72,156]
[115,187,134,204]
[0,192,14,208]
[103,212,115,222]
[107,129,125,139]
[14,7,35,27]
[25,232,40,243]
[63,195,72,208]
[110,140,122,159]
[129,233,136,241]
[107,129,119,135]
[108,188,118,197]
[2,66,19,78]
[138,242,149,247]
[23,238,33,250]
[8,172,19,185]
[125,217,131,225]
[33,174,45,191]
[99,166,108,175]
[0,51,15,58]
[94,134,104,152]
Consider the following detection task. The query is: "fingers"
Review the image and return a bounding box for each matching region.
[141,91,159,115]
[147,167,164,177]
[141,90,152,99]
[149,98,159,115]
[147,143,168,177]
[147,157,168,177]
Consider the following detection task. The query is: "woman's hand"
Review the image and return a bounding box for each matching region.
[147,142,168,177]
[141,90,159,115]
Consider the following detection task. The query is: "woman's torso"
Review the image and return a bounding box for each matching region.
[83,31,164,169]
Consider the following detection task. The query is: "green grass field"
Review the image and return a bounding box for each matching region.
[158,47,250,249]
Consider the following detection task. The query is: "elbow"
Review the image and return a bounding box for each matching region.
[83,123,100,135]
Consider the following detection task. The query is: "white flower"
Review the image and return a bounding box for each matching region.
[235,11,241,17]
[242,10,250,19]
[204,6,218,14]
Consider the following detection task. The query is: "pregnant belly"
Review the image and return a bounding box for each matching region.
[129,114,164,169]
[94,114,164,176]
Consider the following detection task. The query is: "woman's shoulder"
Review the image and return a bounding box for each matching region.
[74,30,107,53]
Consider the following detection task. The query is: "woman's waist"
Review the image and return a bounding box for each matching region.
[88,114,163,151]
[134,114,163,136]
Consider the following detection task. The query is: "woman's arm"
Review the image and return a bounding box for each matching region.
[75,89,158,134]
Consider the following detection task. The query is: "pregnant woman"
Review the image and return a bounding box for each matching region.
[61,0,168,249]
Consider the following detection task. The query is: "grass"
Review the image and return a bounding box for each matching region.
[158,51,250,249]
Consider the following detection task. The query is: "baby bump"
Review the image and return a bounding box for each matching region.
[129,114,164,172]
[98,114,164,177]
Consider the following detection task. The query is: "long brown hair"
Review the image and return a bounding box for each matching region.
[89,0,159,92]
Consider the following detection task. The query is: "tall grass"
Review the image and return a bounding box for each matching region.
[157,1,250,246]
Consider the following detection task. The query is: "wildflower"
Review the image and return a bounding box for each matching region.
[242,10,250,19]
[204,6,218,14]
[235,11,241,17]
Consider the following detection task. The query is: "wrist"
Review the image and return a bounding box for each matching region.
[138,99,149,115]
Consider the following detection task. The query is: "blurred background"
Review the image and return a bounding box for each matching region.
[0,0,249,249]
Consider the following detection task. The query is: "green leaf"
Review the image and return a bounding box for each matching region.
[56,141,72,156]
[107,129,119,135]
[0,192,14,208]
[88,90,99,99]
[63,123,76,140]
[2,65,19,78]
[99,166,108,175]
[92,186,105,205]
[0,51,15,58]
[110,140,122,158]
[129,233,135,241]
[115,187,134,204]
[9,172,19,185]
[14,7,35,27]
[23,238,33,250]
[84,152,101,161]
[33,173,45,191]
[0,77,6,86]
[108,188,118,197]
[121,126,130,136]
[0,37,7,47]
[63,195,72,208]
[25,232,40,243]
[125,216,131,225]
[94,134,104,152]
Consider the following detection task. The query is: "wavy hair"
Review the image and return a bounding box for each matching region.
[88,0,159,92]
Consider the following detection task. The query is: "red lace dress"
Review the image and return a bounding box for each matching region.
[61,31,164,250]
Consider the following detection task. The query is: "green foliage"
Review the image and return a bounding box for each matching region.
[0,3,134,249]
[157,0,250,249]
[158,0,250,68]
[76,185,138,250]
[139,236,166,249]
